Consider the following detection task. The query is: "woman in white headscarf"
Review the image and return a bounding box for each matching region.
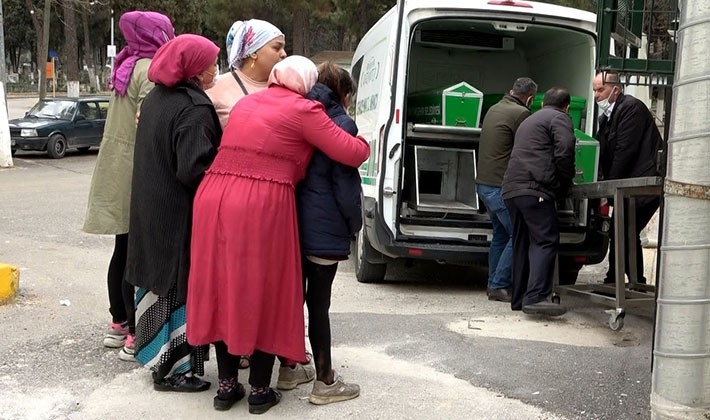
[207,19,287,128]
[186,56,370,414]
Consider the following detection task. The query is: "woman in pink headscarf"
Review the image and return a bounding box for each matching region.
[125,34,221,393]
[83,11,174,362]
[187,56,370,414]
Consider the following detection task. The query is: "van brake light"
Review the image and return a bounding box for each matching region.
[488,0,533,7]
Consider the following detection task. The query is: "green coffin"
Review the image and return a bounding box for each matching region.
[407,82,484,128]
[573,129,599,184]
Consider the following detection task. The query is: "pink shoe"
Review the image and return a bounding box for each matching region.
[103,322,129,348]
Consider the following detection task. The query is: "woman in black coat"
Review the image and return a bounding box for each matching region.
[296,62,362,405]
[125,34,221,393]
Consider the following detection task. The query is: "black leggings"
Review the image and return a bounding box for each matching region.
[214,342,275,388]
[302,258,339,383]
[107,234,135,334]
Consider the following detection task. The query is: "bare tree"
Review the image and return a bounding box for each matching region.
[62,0,80,95]
[81,3,99,92]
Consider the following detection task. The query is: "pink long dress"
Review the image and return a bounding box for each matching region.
[186,86,370,361]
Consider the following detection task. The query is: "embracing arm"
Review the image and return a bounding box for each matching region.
[301,101,370,168]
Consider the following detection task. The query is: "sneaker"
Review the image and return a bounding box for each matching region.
[118,334,137,362]
[276,362,315,390]
[309,374,360,405]
[103,322,129,348]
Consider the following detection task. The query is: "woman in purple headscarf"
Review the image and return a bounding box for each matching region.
[83,10,174,363]
[126,34,221,393]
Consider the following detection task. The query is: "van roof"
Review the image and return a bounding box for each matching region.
[404,0,596,25]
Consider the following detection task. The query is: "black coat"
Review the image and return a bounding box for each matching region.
[596,93,662,180]
[126,83,221,301]
[297,83,363,258]
[502,107,576,201]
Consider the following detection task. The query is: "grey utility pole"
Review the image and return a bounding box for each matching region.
[650,1,710,419]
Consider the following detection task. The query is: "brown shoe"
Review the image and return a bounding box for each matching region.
[487,287,512,302]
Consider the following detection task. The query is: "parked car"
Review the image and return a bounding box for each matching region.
[9,96,110,159]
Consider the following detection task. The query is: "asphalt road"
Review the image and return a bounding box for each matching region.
[0,98,657,420]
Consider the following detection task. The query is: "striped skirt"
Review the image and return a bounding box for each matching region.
[134,286,206,379]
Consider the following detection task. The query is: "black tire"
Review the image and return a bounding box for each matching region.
[558,262,582,286]
[77,146,91,152]
[354,229,387,284]
[46,134,67,159]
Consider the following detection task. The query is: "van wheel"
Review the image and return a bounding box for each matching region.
[354,229,387,283]
[46,134,67,159]
[559,262,582,286]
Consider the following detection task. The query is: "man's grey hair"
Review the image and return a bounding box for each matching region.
[511,77,538,96]
[597,70,624,91]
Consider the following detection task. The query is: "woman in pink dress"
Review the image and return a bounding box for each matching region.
[187,56,370,414]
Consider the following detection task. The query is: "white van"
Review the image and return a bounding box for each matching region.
[350,0,610,283]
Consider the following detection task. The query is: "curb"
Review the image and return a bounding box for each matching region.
[0,263,20,304]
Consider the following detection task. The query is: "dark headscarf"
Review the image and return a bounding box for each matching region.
[110,11,175,96]
[147,34,220,88]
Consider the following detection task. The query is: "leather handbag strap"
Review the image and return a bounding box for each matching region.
[231,70,249,96]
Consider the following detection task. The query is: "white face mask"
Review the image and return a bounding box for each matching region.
[596,87,617,116]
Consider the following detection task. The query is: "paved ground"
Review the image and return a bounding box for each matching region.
[0,98,659,420]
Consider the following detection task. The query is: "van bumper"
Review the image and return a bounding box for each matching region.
[363,198,610,267]
[363,199,488,265]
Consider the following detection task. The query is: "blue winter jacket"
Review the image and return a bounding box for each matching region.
[297,83,363,258]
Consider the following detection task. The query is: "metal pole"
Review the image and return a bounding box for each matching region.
[650,0,710,418]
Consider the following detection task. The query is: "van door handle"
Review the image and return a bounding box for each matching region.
[388,143,401,159]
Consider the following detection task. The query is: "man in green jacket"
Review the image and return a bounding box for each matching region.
[476,77,537,302]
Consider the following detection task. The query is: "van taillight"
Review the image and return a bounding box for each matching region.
[573,256,588,264]
[488,0,533,7]
[408,248,423,257]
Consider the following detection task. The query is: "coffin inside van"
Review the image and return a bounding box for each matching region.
[401,17,595,227]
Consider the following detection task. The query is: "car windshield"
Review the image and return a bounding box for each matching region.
[26,100,76,120]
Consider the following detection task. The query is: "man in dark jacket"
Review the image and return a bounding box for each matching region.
[477,77,537,303]
[593,71,662,284]
[502,87,576,316]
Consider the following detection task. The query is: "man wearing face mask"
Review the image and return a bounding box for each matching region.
[592,70,662,285]
[477,77,538,303]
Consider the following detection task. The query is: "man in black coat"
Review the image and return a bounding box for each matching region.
[477,77,537,303]
[502,87,576,316]
[592,71,662,284]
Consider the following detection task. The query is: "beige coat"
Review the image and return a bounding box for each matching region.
[83,58,154,234]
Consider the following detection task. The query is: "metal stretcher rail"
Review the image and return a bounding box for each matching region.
[554,176,663,330]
